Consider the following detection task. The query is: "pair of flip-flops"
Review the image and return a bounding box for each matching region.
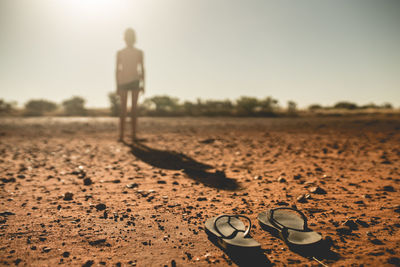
[205,207,323,251]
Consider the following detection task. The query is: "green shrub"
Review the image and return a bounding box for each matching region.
[333,101,358,110]
[108,92,121,117]
[24,99,57,116]
[62,96,87,116]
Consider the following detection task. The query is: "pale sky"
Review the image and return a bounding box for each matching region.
[1,0,399,108]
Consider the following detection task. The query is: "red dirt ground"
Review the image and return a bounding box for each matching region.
[0,116,399,266]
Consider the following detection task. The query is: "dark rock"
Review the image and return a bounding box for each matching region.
[297,194,307,203]
[82,260,94,267]
[276,201,289,206]
[126,183,138,188]
[343,220,358,230]
[157,180,166,184]
[83,178,92,186]
[310,186,327,194]
[1,177,16,183]
[355,219,369,227]
[112,179,121,183]
[63,192,74,201]
[196,197,207,201]
[394,205,400,213]
[42,247,51,253]
[199,138,215,144]
[277,177,286,183]
[336,226,352,235]
[370,238,384,245]
[387,257,400,266]
[383,185,395,192]
[62,251,70,257]
[89,239,106,246]
[95,203,107,211]
[0,211,15,216]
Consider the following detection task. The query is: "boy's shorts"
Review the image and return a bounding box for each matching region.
[118,80,140,92]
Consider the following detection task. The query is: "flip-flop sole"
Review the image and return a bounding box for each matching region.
[258,210,322,247]
[205,216,260,250]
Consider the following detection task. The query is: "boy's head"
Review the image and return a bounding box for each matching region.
[124,28,136,47]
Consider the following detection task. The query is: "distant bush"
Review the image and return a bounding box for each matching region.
[138,95,280,117]
[0,99,17,115]
[24,99,57,116]
[62,96,87,116]
[333,101,358,110]
[381,102,393,109]
[287,101,297,115]
[259,97,279,115]
[236,96,259,116]
[142,95,180,116]
[308,104,323,111]
[108,92,120,117]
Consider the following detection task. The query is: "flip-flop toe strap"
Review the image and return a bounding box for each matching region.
[214,214,252,239]
[268,207,308,231]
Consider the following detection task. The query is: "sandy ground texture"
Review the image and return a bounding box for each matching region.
[0,116,399,267]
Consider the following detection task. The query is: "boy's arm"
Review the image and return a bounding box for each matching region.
[140,51,145,93]
[115,52,120,93]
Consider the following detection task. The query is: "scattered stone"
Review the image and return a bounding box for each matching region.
[336,226,352,235]
[296,195,308,203]
[0,177,16,183]
[355,219,369,227]
[63,192,74,201]
[394,205,400,213]
[293,174,302,180]
[95,203,107,211]
[343,220,358,230]
[370,238,384,245]
[82,260,94,267]
[89,239,106,246]
[277,177,286,183]
[126,183,138,189]
[42,247,51,253]
[0,211,15,216]
[199,138,215,144]
[309,186,327,194]
[83,178,92,186]
[387,257,400,266]
[276,201,289,206]
[383,185,395,192]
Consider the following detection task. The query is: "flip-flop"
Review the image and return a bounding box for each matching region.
[257,207,323,249]
[205,214,261,250]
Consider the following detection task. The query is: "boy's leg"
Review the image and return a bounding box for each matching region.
[119,90,128,141]
[131,90,139,141]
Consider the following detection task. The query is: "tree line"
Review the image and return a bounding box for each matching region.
[0,95,395,117]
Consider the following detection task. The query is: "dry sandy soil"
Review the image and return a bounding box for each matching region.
[0,116,399,267]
